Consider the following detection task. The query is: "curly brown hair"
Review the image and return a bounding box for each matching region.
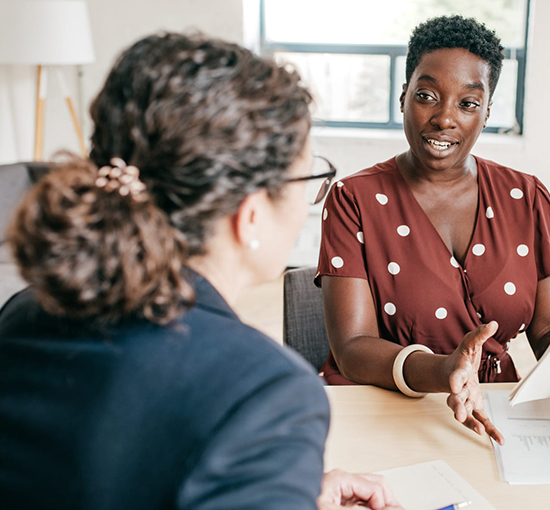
[406,15,504,98]
[8,33,312,324]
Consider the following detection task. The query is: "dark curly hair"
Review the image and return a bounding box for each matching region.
[8,33,312,324]
[406,15,505,98]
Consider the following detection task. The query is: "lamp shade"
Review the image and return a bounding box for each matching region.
[0,0,95,65]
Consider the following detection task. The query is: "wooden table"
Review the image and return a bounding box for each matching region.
[324,383,550,509]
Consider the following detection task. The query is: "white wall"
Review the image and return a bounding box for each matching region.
[0,0,242,163]
[83,0,243,125]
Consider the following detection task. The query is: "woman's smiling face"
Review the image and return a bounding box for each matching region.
[400,47,492,174]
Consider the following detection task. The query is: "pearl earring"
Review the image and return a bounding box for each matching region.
[249,239,260,251]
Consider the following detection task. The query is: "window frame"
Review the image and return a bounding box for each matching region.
[259,0,531,134]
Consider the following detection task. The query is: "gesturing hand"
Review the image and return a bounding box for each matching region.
[445,321,505,445]
[317,469,404,510]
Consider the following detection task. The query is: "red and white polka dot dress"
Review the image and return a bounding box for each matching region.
[316,157,550,384]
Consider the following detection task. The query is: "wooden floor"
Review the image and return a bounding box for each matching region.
[234,276,284,344]
[235,275,538,380]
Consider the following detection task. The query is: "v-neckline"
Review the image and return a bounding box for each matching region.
[392,155,483,269]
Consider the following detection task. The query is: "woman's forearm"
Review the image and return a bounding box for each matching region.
[333,336,451,393]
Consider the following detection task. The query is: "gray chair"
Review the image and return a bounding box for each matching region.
[283,266,330,372]
[0,162,51,307]
[0,162,50,245]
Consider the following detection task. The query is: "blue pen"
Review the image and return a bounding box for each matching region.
[433,502,472,510]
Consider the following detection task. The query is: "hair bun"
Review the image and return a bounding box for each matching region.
[9,156,194,324]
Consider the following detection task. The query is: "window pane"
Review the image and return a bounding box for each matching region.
[392,56,406,124]
[264,0,527,47]
[486,60,518,129]
[275,52,390,123]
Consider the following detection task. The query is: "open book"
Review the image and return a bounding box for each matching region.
[509,344,550,406]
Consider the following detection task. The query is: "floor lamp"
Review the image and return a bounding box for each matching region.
[0,0,95,161]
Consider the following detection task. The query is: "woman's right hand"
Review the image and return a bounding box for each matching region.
[443,321,505,445]
[317,469,404,510]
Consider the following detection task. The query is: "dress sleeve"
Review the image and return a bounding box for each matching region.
[315,182,368,287]
[533,177,550,281]
[175,371,330,510]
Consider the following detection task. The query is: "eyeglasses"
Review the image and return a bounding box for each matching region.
[284,155,337,205]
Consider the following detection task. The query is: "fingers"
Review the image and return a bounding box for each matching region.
[448,366,470,395]
[340,473,389,510]
[449,323,498,395]
[318,470,401,510]
[446,322,506,445]
[447,390,469,423]
[473,409,505,445]
[447,380,485,419]
[448,397,486,436]
[447,393,506,444]
[353,474,401,506]
[463,413,486,435]
[346,505,405,510]
[460,321,499,353]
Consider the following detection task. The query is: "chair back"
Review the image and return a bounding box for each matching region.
[283,266,330,371]
[0,162,50,305]
[0,161,50,245]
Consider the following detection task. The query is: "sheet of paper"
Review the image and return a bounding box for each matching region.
[484,390,550,484]
[507,398,550,420]
[375,460,495,510]
[509,345,550,406]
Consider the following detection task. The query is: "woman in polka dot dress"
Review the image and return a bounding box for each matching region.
[316,15,550,444]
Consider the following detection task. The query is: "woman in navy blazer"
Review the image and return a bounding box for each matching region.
[0,33,402,510]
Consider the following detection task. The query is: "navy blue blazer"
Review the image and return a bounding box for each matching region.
[0,272,330,509]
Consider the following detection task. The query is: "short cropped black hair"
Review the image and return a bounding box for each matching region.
[405,15,505,98]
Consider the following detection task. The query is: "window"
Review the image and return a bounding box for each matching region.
[259,0,530,134]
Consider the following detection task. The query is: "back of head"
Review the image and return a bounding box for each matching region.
[405,15,505,98]
[8,33,312,325]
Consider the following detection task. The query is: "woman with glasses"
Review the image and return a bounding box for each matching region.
[0,33,401,510]
[316,15,550,444]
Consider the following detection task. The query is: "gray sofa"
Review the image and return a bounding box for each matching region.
[0,162,50,307]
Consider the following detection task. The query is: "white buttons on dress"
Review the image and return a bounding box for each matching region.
[450,256,460,268]
[397,225,410,237]
[510,188,524,199]
[435,307,448,319]
[517,244,529,257]
[323,208,328,220]
[519,323,526,332]
[472,244,486,256]
[477,312,482,319]
[375,193,388,205]
[384,302,396,316]
[486,206,494,219]
[504,282,516,295]
[331,256,344,268]
[387,262,400,275]
[337,181,344,187]
[357,231,364,244]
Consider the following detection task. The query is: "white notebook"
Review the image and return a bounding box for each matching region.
[509,345,550,406]
[375,460,496,510]
[484,390,550,485]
